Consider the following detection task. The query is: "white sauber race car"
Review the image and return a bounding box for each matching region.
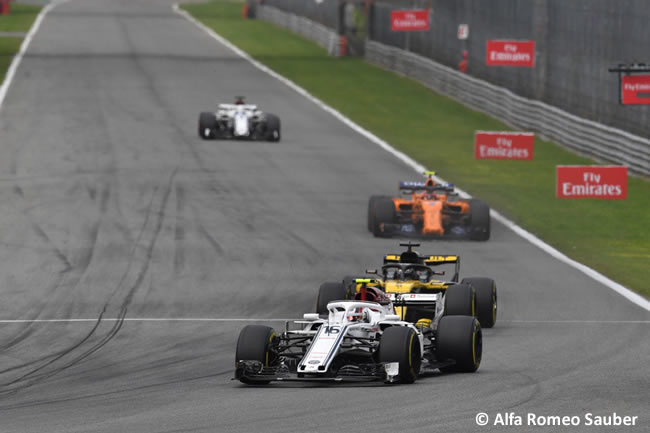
[198,97,281,141]
[234,282,482,385]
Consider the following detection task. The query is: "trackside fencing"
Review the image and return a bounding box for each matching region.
[257,5,341,57]
[254,4,650,176]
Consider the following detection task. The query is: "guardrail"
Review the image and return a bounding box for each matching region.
[257,6,650,176]
[258,5,340,57]
[366,41,650,176]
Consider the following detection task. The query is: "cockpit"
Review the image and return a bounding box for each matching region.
[382,264,433,282]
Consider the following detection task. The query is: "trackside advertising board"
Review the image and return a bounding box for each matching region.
[391,10,429,32]
[556,166,627,200]
[474,131,534,160]
[486,40,535,67]
[621,75,650,105]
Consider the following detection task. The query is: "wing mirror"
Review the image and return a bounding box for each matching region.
[366,269,378,274]
[303,313,320,321]
[433,271,445,276]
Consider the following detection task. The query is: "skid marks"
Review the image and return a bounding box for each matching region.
[0,170,178,395]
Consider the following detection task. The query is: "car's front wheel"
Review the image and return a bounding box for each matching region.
[235,325,278,384]
[462,277,497,328]
[436,315,482,373]
[379,326,421,383]
[198,112,217,139]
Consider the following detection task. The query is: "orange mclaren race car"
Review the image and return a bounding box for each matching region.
[367,172,490,240]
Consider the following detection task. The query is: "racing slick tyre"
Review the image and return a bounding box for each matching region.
[235,325,278,384]
[379,326,421,384]
[264,113,281,142]
[462,277,497,328]
[316,282,348,314]
[444,284,476,317]
[372,198,396,238]
[436,315,482,373]
[367,195,390,232]
[198,112,217,139]
[469,199,490,241]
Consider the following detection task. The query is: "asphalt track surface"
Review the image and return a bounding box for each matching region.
[0,0,647,432]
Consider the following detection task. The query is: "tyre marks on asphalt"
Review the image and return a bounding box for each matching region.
[0,169,177,395]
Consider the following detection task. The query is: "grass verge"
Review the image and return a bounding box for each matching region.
[0,4,42,83]
[181,1,650,298]
[0,3,41,32]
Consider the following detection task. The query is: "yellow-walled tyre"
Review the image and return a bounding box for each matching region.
[379,326,421,384]
[444,283,476,317]
[436,315,482,373]
[462,277,497,328]
[235,325,277,385]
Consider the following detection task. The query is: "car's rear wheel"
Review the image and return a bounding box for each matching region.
[264,113,281,142]
[444,283,476,317]
[469,199,490,241]
[436,315,482,373]
[235,325,278,384]
[379,326,421,383]
[462,277,497,328]
[316,282,347,314]
[198,112,217,139]
[367,195,390,232]
[372,198,396,238]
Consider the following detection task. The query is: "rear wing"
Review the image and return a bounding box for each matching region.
[383,254,460,282]
[218,103,258,110]
[426,255,460,282]
[398,181,454,193]
[424,255,458,265]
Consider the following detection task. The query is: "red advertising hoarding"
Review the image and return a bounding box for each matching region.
[391,10,430,32]
[474,131,534,160]
[486,40,535,67]
[556,166,627,200]
[621,75,650,105]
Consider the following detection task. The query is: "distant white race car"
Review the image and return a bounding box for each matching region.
[198,97,280,141]
[234,284,482,385]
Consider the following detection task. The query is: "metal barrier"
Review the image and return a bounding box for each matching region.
[365,41,649,176]
[257,5,341,57]
[256,4,650,176]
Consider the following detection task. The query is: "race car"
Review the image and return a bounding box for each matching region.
[198,96,281,141]
[316,242,497,328]
[234,283,482,385]
[368,171,490,240]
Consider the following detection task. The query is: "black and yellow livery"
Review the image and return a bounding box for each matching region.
[316,242,497,329]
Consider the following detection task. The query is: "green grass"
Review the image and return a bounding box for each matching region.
[0,3,41,32]
[0,4,42,82]
[182,1,650,298]
[0,37,22,82]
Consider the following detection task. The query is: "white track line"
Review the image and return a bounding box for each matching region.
[0,318,293,323]
[0,0,67,111]
[502,320,650,324]
[1,318,646,324]
[174,4,650,312]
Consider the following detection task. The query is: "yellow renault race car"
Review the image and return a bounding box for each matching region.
[316,242,497,328]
